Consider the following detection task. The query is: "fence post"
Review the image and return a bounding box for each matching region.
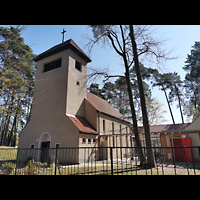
[15,148,19,175]
[110,147,113,175]
[55,147,58,175]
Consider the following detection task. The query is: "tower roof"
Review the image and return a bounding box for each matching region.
[34,39,91,63]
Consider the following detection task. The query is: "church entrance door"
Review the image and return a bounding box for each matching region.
[40,141,50,163]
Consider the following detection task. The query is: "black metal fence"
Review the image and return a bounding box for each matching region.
[1,146,200,175]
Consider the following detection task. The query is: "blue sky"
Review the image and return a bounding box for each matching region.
[20,25,123,77]
[2,25,200,124]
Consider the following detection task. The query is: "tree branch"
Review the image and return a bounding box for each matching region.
[107,32,123,57]
[86,67,125,86]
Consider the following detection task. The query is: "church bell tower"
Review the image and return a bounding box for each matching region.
[32,39,92,121]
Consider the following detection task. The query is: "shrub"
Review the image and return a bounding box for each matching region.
[25,159,47,175]
[2,162,16,175]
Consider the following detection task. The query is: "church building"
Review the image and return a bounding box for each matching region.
[18,39,130,163]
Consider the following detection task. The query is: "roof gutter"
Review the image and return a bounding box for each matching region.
[79,131,98,135]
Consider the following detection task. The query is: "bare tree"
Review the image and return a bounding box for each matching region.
[88,25,146,165]
[87,25,173,168]
[129,25,154,167]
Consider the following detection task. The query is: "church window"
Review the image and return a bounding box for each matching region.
[82,138,86,144]
[76,81,80,86]
[88,139,91,144]
[43,58,62,73]
[75,60,82,72]
[103,120,105,134]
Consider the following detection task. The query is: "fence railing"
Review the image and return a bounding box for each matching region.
[0,146,200,175]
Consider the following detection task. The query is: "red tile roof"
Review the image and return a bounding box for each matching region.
[138,123,191,134]
[87,92,129,123]
[68,116,97,134]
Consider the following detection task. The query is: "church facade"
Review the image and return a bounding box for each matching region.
[18,39,130,163]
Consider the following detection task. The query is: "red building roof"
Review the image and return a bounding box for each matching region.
[87,92,129,123]
[68,92,129,135]
[68,116,97,135]
[138,123,191,134]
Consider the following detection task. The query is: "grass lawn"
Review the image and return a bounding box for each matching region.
[0,146,18,161]
[2,162,200,175]
[1,147,200,175]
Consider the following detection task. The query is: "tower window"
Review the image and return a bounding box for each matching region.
[43,58,62,73]
[75,61,82,72]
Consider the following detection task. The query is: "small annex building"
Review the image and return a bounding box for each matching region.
[138,118,200,162]
[159,117,200,162]
[18,39,130,164]
[137,123,191,147]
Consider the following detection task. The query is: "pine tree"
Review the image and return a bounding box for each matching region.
[0,26,36,146]
[88,83,105,99]
[183,42,200,120]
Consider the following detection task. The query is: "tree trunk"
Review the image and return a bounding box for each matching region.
[7,114,17,146]
[1,94,14,146]
[0,90,11,145]
[0,110,6,146]
[129,25,155,168]
[7,98,20,146]
[178,96,184,124]
[161,85,175,124]
[194,90,197,109]
[123,56,146,165]
[107,28,146,165]
[0,81,4,99]
[2,111,12,146]
[174,86,184,124]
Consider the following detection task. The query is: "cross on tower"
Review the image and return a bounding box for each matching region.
[61,28,66,43]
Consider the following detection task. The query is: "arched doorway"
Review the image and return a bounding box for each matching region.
[38,132,51,163]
